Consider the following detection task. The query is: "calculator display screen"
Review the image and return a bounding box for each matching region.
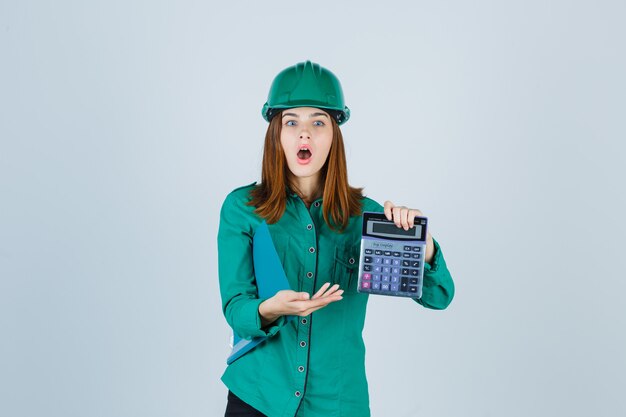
[372,222,421,237]
[362,212,427,242]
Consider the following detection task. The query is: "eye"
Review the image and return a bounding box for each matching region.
[313,120,325,126]
[285,120,296,126]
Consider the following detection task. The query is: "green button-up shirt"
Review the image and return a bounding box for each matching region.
[218,182,455,417]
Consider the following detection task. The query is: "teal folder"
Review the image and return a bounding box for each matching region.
[226,221,293,365]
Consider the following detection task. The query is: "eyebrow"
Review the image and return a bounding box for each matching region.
[282,112,329,119]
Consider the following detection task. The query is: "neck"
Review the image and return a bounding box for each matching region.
[289,173,322,205]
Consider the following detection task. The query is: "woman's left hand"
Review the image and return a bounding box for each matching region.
[383,201,435,265]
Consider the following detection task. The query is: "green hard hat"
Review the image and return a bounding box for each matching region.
[261,60,350,125]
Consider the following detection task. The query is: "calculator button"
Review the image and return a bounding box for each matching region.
[383,258,391,265]
[382,275,390,282]
[362,273,372,280]
[412,246,421,252]
[364,265,372,272]
[372,282,381,290]
[373,275,381,281]
[403,253,411,258]
[391,284,399,291]
[392,259,400,266]
[410,269,419,276]
[375,250,383,255]
[383,251,392,256]
[381,283,390,291]
[402,260,410,267]
[373,266,382,273]
[401,278,409,291]
[409,278,419,285]
[365,249,373,254]
[364,256,372,263]
[404,246,412,251]
[401,268,410,275]
[392,252,401,257]
[391,276,399,283]
[412,253,420,259]
[392,267,400,275]
[408,286,418,293]
[382,267,391,274]
[374,257,382,264]
[411,261,419,267]
[362,281,371,289]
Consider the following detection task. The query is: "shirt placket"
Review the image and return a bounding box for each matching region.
[292,197,322,403]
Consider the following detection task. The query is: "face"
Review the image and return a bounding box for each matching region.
[279,107,333,181]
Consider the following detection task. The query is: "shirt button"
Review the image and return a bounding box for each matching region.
[295,391,301,397]
[349,258,355,264]
[300,341,307,347]
[306,224,313,230]
[309,247,315,253]
[314,201,320,207]
[301,318,307,325]
[306,272,313,278]
[298,366,305,372]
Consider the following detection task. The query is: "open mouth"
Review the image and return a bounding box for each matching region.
[297,146,312,160]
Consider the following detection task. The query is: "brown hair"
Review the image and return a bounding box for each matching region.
[248,110,364,232]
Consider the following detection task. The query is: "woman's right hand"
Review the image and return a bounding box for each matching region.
[258,282,344,327]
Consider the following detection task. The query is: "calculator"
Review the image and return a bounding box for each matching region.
[357,211,428,298]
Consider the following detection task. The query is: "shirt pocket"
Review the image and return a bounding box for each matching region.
[332,244,360,294]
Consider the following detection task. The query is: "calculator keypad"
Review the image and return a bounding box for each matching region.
[359,243,424,298]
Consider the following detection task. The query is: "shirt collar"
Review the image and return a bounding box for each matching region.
[286,186,323,204]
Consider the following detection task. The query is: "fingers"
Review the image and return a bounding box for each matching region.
[391,205,411,230]
[387,203,409,229]
[289,283,344,317]
[274,288,345,318]
[312,282,341,299]
[407,208,423,229]
[294,296,343,316]
[279,290,310,302]
[383,201,394,221]
[385,201,424,230]
[301,303,335,316]
[312,282,331,299]
[300,291,344,316]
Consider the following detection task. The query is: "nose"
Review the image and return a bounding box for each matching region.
[299,128,311,140]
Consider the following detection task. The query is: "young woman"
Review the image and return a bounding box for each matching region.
[218,60,455,417]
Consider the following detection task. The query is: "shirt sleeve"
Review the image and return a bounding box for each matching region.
[414,237,455,310]
[217,192,287,340]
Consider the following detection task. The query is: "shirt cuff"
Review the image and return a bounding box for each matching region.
[423,237,442,274]
[238,298,287,339]
[415,236,455,309]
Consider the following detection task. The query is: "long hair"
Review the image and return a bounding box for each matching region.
[248,111,364,232]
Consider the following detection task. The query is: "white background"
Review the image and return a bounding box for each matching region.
[1,1,625,416]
